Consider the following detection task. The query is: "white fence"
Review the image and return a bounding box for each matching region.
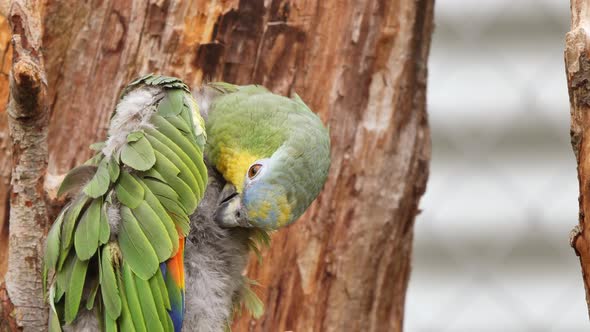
[405,1,587,331]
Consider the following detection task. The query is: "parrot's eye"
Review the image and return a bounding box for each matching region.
[248,164,263,179]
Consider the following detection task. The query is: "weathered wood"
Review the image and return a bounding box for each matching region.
[0,0,433,330]
[0,11,14,284]
[229,1,433,330]
[567,0,590,319]
[3,0,49,330]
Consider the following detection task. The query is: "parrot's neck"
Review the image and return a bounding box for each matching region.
[182,164,251,332]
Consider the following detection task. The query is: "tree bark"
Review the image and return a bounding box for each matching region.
[2,0,49,331]
[0,7,14,283]
[0,0,433,330]
[230,1,432,330]
[567,0,590,320]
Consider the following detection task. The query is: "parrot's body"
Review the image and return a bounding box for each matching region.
[43,75,330,332]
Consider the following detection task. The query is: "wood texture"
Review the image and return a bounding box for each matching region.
[3,0,50,330]
[0,10,13,284]
[567,0,590,319]
[0,0,433,330]
[230,1,433,331]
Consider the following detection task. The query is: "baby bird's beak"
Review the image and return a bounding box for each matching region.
[213,183,250,228]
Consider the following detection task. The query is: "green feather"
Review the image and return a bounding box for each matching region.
[129,73,152,86]
[144,75,159,85]
[141,177,179,201]
[164,114,191,134]
[145,134,202,197]
[145,127,207,195]
[122,263,147,332]
[104,308,118,332]
[57,165,98,198]
[117,267,136,331]
[178,104,197,142]
[153,150,197,212]
[134,273,164,332]
[127,131,144,142]
[241,280,264,319]
[118,206,159,280]
[107,156,120,183]
[115,172,144,209]
[55,253,75,302]
[141,167,166,182]
[83,159,110,198]
[140,182,179,255]
[74,198,102,260]
[142,178,190,236]
[48,287,63,332]
[44,210,65,290]
[83,153,104,166]
[151,115,203,164]
[157,90,184,117]
[99,202,110,244]
[121,136,156,171]
[159,197,190,236]
[60,195,89,261]
[100,244,122,320]
[154,268,170,310]
[131,201,173,262]
[149,274,173,332]
[85,277,99,310]
[64,257,89,324]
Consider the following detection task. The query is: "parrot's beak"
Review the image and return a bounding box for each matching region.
[214,183,250,228]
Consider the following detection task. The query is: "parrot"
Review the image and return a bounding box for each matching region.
[42,75,331,332]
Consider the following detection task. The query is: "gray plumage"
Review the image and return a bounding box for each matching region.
[62,310,99,332]
[182,163,251,332]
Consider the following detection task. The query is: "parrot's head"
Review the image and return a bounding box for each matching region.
[202,84,330,230]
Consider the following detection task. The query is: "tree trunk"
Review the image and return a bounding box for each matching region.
[3,1,50,331]
[0,0,433,330]
[567,0,590,319]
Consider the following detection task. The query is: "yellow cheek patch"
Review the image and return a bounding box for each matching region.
[247,194,292,228]
[248,201,272,221]
[276,195,292,227]
[216,146,260,192]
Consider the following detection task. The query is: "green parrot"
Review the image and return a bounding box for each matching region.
[43,75,331,332]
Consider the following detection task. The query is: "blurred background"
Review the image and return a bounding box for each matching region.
[405,1,588,331]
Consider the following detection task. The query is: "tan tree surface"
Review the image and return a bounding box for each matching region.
[0,0,433,330]
[567,0,590,320]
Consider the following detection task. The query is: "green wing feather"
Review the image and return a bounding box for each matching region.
[43,75,207,330]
